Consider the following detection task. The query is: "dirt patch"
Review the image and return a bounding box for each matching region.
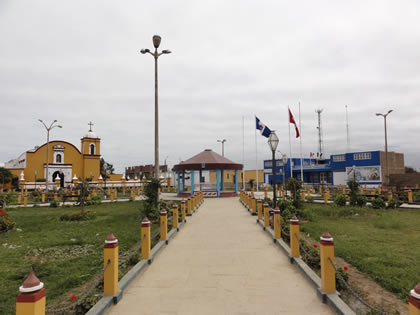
[335,257,408,314]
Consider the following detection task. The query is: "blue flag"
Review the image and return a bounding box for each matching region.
[255,116,271,138]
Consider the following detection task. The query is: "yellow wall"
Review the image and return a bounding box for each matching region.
[7,138,102,183]
[209,170,264,183]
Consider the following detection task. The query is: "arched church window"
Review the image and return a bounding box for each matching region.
[56,154,62,163]
[90,144,95,155]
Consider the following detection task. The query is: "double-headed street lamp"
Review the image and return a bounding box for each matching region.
[376,109,393,185]
[38,119,62,193]
[268,131,279,207]
[217,139,227,157]
[141,35,172,179]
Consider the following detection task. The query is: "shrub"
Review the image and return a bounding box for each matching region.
[387,198,401,209]
[306,196,314,203]
[60,210,96,221]
[144,178,160,220]
[50,200,59,208]
[347,178,360,206]
[87,195,102,206]
[371,197,386,209]
[334,194,347,207]
[286,178,303,209]
[356,195,367,207]
[0,207,15,232]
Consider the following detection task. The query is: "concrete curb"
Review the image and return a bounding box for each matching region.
[86,220,187,315]
[254,210,355,315]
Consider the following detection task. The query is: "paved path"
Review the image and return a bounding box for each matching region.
[108,198,335,315]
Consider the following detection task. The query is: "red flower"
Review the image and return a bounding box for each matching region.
[344,266,348,271]
[71,294,76,300]
[0,209,4,217]
[5,218,8,221]
[313,244,318,248]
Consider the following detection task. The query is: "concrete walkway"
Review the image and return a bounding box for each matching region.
[107,198,335,315]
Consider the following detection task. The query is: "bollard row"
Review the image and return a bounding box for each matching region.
[239,190,419,313]
[15,196,206,315]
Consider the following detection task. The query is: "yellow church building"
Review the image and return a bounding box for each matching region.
[5,128,101,188]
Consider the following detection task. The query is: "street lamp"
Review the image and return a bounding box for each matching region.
[268,131,279,207]
[217,139,227,157]
[376,109,393,185]
[141,35,172,179]
[39,119,62,194]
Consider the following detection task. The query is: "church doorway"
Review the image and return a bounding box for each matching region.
[52,171,65,188]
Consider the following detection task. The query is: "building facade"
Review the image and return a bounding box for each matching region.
[264,150,404,187]
[4,129,102,187]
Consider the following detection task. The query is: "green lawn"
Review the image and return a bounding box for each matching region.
[301,203,420,301]
[0,201,155,314]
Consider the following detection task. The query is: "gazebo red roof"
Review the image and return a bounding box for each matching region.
[173,149,243,171]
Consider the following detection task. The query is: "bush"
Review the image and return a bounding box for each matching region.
[87,195,102,206]
[347,178,360,206]
[334,194,347,207]
[144,178,160,220]
[60,210,96,221]
[387,198,401,209]
[0,208,15,232]
[49,200,59,208]
[371,197,386,209]
[356,195,367,207]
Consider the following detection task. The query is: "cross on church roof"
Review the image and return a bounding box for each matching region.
[88,121,94,132]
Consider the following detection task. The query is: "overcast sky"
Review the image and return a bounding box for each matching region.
[1,0,420,173]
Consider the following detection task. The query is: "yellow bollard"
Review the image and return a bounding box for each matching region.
[408,190,413,203]
[160,209,168,242]
[181,200,186,223]
[54,193,58,201]
[41,193,45,203]
[342,186,345,194]
[319,186,323,194]
[290,216,300,258]
[311,186,315,193]
[320,230,336,294]
[387,191,393,202]
[371,190,375,200]
[282,190,285,201]
[360,186,364,194]
[257,200,263,220]
[273,208,281,239]
[173,205,179,231]
[16,268,46,315]
[187,197,192,216]
[264,187,268,199]
[24,195,28,207]
[323,191,329,204]
[307,190,310,200]
[409,283,420,315]
[378,186,382,194]
[141,217,151,261]
[131,189,135,200]
[110,191,114,201]
[104,232,119,296]
[87,194,91,201]
[263,203,270,228]
[301,191,305,202]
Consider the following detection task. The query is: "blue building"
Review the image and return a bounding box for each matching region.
[263,150,404,187]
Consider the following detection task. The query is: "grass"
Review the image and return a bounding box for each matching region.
[301,203,420,301]
[0,200,157,314]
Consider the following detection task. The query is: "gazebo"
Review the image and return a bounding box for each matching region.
[173,149,243,197]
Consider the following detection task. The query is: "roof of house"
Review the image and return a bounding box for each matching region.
[173,149,242,171]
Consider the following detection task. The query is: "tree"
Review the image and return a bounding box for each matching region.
[286,178,303,208]
[100,158,114,179]
[0,168,13,186]
[143,178,160,220]
[347,178,360,206]
[76,179,91,215]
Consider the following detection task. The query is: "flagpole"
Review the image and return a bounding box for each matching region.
[288,108,292,180]
[242,115,245,190]
[254,115,259,192]
[299,102,303,183]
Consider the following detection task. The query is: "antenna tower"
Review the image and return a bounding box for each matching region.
[316,109,324,159]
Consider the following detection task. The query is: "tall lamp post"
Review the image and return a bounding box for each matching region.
[268,131,279,207]
[141,35,172,179]
[376,110,393,185]
[38,119,62,194]
[217,139,227,157]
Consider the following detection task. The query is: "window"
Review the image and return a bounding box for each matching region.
[353,153,371,160]
[56,154,62,163]
[333,155,346,162]
[90,144,95,155]
[265,161,272,167]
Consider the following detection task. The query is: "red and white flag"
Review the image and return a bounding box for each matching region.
[288,107,300,138]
